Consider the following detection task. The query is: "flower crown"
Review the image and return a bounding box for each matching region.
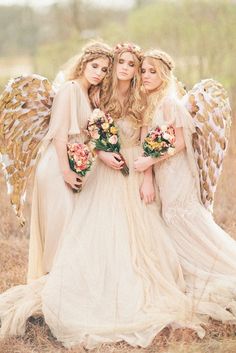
[82,42,114,62]
[114,43,143,61]
[144,49,175,71]
[84,48,113,60]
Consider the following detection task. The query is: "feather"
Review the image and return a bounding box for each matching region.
[183,79,231,212]
[0,74,55,225]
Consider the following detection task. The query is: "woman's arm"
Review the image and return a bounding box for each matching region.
[134,127,186,172]
[53,139,82,190]
[138,125,156,204]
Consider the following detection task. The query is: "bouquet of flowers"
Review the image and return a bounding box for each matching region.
[87,108,129,176]
[67,142,93,192]
[143,125,176,158]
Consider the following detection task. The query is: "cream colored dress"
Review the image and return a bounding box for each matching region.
[0,115,206,348]
[153,95,236,323]
[27,80,91,281]
[39,117,207,348]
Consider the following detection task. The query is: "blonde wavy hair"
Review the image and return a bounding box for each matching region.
[101,44,145,128]
[61,41,113,102]
[142,49,175,125]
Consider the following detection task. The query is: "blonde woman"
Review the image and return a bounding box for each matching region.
[34,44,204,348]
[28,41,113,281]
[0,45,206,349]
[135,49,236,324]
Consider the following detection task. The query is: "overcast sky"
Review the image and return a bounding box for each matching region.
[0,0,135,8]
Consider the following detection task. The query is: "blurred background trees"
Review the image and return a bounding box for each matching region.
[0,0,235,108]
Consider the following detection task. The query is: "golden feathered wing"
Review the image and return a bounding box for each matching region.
[182,79,231,212]
[0,74,55,225]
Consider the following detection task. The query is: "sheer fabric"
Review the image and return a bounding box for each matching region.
[0,115,205,349]
[153,94,236,323]
[28,81,91,281]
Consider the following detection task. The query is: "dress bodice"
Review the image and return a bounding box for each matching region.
[116,117,140,148]
[151,95,201,223]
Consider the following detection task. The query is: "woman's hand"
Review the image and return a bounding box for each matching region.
[134,156,154,172]
[62,169,82,191]
[140,178,156,204]
[97,151,124,170]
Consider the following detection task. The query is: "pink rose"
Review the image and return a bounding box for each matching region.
[151,133,157,140]
[90,130,100,139]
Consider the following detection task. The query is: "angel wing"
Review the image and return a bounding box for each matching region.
[0,74,55,225]
[182,79,232,213]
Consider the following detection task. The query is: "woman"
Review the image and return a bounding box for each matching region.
[0,44,204,349]
[37,44,206,348]
[27,41,113,281]
[134,49,236,323]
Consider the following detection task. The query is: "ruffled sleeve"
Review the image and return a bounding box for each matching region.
[43,81,81,143]
[161,96,195,133]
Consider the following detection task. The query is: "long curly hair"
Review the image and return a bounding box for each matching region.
[142,49,175,125]
[101,43,145,128]
[62,41,113,102]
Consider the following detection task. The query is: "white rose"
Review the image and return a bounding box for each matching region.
[91,108,104,121]
[108,135,118,144]
[161,125,167,132]
[93,108,100,115]
[163,133,171,140]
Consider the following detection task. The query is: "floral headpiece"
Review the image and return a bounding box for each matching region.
[84,48,114,61]
[114,42,143,61]
[82,42,114,62]
[144,49,175,71]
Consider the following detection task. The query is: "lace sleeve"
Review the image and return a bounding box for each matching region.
[43,81,81,143]
[161,96,195,133]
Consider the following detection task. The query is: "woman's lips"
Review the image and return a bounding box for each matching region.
[119,71,128,76]
[92,77,100,82]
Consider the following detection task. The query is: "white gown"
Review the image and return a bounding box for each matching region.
[153,94,236,322]
[0,115,205,349]
[27,80,92,281]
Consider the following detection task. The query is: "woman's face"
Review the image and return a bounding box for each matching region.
[83,57,109,85]
[141,58,163,92]
[116,51,136,81]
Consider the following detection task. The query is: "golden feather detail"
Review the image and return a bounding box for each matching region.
[183,79,231,212]
[0,74,54,225]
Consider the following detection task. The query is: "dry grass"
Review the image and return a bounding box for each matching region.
[1,317,236,353]
[0,123,236,352]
